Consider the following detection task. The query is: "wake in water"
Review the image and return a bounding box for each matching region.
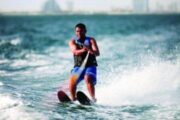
[0,94,47,120]
[97,59,180,106]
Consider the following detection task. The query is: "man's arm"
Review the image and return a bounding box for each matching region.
[69,39,86,55]
[90,38,100,56]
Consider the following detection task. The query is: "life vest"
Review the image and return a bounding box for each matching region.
[73,36,98,67]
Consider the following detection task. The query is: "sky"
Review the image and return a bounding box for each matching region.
[0,0,179,13]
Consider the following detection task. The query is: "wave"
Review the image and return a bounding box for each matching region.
[0,37,21,46]
[0,36,24,59]
[0,94,47,120]
[0,82,3,86]
[0,47,72,79]
[0,34,68,60]
[97,59,180,106]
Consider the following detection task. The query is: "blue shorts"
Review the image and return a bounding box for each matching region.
[71,66,97,85]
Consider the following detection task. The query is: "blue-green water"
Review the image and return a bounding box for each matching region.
[0,15,180,120]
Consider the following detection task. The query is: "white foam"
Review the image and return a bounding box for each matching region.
[45,46,72,59]
[0,37,21,46]
[10,37,21,45]
[0,94,21,110]
[0,82,3,86]
[97,60,180,106]
[0,94,47,120]
[10,59,29,68]
[0,59,9,64]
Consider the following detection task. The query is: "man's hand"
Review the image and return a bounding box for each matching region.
[83,46,94,54]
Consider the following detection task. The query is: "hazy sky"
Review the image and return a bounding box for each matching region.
[0,0,179,12]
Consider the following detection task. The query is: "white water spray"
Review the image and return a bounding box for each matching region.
[97,60,180,106]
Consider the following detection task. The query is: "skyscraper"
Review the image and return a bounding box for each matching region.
[42,0,61,14]
[66,0,74,12]
[133,0,149,13]
[178,0,180,12]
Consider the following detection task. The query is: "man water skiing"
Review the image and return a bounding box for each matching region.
[69,23,100,102]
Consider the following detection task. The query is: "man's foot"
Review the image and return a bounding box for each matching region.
[71,97,77,101]
[91,98,97,103]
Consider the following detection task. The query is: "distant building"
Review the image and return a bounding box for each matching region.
[133,0,149,13]
[42,0,61,14]
[154,0,180,13]
[178,0,180,12]
[155,2,164,13]
[169,2,177,13]
[175,0,180,13]
[66,0,74,12]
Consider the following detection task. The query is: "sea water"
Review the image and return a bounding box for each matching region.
[0,15,180,120]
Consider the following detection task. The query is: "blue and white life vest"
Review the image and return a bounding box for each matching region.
[73,36,98,67]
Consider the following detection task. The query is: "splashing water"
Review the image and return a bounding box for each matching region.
[97,60,180,106]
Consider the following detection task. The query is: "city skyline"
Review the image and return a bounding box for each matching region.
[0,0,180,14]
[133,0,149,13]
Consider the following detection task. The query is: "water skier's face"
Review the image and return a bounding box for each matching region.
[75,27,86,39]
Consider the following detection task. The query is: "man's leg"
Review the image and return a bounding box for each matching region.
[69,75,78,101]
[69,67,85,101]
[84,75,96,100]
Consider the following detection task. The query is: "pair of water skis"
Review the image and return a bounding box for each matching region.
[57,90,94,105]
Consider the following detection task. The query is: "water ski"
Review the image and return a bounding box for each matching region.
[76,91,91,105]
[57,90,71,103]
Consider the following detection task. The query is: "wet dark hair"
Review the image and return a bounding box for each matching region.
[75,23,87,32]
